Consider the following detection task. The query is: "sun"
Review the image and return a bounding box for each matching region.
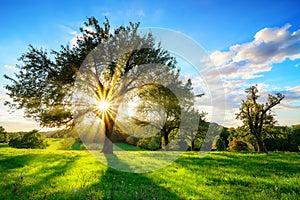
[98,100,110,112]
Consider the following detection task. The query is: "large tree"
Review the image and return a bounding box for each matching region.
[131,80,195,149]
[236,85,285,153]
[5,17,193,154]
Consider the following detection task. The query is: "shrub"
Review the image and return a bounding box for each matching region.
[263,126,300,152]
[126,136,140,146]
[8,135,22,148]
[229,139,250,152]
[137,135,161,150]
[80,144,87,150]
[168,139,189,151]
[0,126,8,143]
[59,137,76,150]
[215,137,226,151]
[287,130,300,152]
[8,130,48,149]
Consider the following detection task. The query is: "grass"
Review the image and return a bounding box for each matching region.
[0,141,299,199]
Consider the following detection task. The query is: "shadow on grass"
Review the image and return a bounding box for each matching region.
[0,152,82,200]
[0,154,39,170]
[174,152,300,198]
[72,153,180,200]
[176,152,300,177]
[0,143,9,148]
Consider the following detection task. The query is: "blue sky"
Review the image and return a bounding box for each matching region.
[1,0,300,131]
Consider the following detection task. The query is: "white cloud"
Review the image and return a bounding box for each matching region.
[198,24,300,127]
[208,24,300,80]
[4,64,17,71]
[287,85,300,94]
[209,51,233,66]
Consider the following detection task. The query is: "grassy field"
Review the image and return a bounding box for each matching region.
[0,140,299,200]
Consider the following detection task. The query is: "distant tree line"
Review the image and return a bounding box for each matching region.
[213,125,300,152]
[4,129,48,149]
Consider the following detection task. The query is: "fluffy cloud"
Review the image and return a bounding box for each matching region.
[4,64,17,71]
[209,24,300,80]
[210,51,233,66]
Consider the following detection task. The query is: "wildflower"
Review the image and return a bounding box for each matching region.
[20,173,25,179]
[73,189,78,193]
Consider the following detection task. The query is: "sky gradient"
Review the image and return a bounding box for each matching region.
[1,0,300,131]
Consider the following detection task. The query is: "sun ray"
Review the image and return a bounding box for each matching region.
[98,100,110,112]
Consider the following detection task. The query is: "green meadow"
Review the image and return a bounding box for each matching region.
[0,140,299,200]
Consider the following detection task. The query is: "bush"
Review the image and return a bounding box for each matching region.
[0,126,8,143]
[8,130,48,149]
[168,139,189,151]
[8,135,22,148]
[126,136,140,146]
[287,129,300,152]
[214,137,226,151]
[137,135,161,150]
[59,137,76,150]
[80,144,87,150]
[229,139,250,152]
[263,126,300,152]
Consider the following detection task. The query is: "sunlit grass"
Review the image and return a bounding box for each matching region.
[0,142,299,199]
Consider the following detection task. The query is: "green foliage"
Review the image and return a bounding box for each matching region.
[263,125,300,152]
[289,125,300,152]
[8,130,48,149]
[167,139,189,151]
[137,134,161,150]
[219,127,230,148]
[0,126,7,143]
[5,16,194,154]
[236,85,285,153]
[181,109,208,151]
[213,136,226,151]
[59,137,76,150]
[134,81,195,147]
[126,135,140,146]
[229,139,250,152]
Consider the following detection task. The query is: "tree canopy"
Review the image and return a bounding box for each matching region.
[5,17,197,153]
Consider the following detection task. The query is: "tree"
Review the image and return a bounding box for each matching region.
[213,127,230,151]
[5,17,191,154]
[263,125,291,151]
[8,130,48,149]
[289,125,300,152]
[236,85,285,153]
[179,108,208,151]
[0,126,7,143]
[131,80,194,149]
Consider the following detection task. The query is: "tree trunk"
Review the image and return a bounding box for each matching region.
[101,114,115,154]
[102,136,113,154]
[255,134,268,153]
[191,140,195,151]
[163,132,169,149]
